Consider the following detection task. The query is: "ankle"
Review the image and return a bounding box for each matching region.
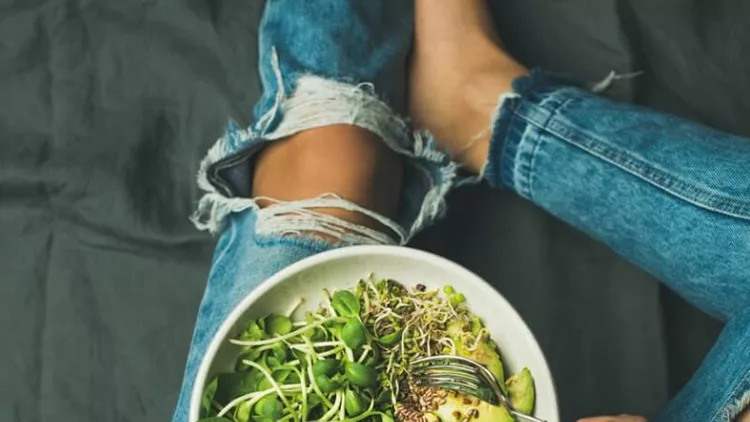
[457,60,527,173]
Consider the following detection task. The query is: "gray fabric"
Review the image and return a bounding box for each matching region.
[0,1,262,421]
[0,1,728,422]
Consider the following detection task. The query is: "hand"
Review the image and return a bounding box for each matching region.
[578,416,647,422]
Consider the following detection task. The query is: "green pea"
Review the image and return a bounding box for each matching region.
[449,293,466,307]
[345,362,378,387]
[265,314,292,335]
[312,359,341,377]
[345,389,366,417]
[254,396,282,419]
[443,285,455,295]
[378,329,402,346]
[332,290,360,317]
[341,318,366,350]
[315,373,340,393]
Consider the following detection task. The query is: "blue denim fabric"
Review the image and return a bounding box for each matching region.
[485,70,750,422]
[175,1,750,420]
[172,211,332,422]
[174,1,462,421]
[190,0,458,242]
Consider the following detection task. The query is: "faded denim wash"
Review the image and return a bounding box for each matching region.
[485,71,750,422]
[173,1,750,421]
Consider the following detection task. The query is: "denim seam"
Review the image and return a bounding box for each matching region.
[519,105,750,221]
[497,99,522,190]
[514,123,536,199]
[526,125,546,202]
[552,120,750,220]
[525,97,567,202]
[509,105,539,199]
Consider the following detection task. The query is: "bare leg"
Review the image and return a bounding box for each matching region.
[410,0,526,173]
[253,125,403,233]
[410,1,750,421]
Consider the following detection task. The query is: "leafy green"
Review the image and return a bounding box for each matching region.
[341,318,367,350]
[315,373,340,393]
[265,315,292,336]
[239,320,265,341]
[202,277,533,422]
[331,290,360,317]
[201,377,218,417]
[377,329,402,346]
[214,372,260,404]
[345,389,366,417]
[254,396,283,419]
[345,363,377,387]
[312,359,341,377]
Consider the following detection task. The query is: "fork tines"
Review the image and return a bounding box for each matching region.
[409,355,502,406]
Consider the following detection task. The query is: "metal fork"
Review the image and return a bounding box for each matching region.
[410,355,547,422]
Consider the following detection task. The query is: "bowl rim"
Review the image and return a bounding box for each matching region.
[189,244,559,420]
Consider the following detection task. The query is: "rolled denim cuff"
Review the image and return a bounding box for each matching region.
[483,69,586,192]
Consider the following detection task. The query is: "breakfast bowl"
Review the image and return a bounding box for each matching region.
[190,245,559,422]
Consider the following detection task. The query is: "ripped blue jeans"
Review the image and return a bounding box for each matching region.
[173,1,750,421]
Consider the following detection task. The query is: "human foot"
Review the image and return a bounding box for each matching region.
[409,0,527,173]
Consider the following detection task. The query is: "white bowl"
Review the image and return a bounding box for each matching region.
[190,245,559,421]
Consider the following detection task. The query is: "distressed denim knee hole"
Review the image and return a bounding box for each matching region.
[191,50,470,243]
[252,194,403,246]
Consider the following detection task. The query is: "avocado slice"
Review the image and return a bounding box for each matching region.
[467,341,505,384]
[506,368,535,415]
[431,392,514,422]
[446,320,464,337]
[447,320,505,384]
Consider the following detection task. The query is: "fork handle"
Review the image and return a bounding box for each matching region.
[511,409,547,422]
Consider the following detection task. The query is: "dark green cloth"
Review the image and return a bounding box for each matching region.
[3,1,740,421]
